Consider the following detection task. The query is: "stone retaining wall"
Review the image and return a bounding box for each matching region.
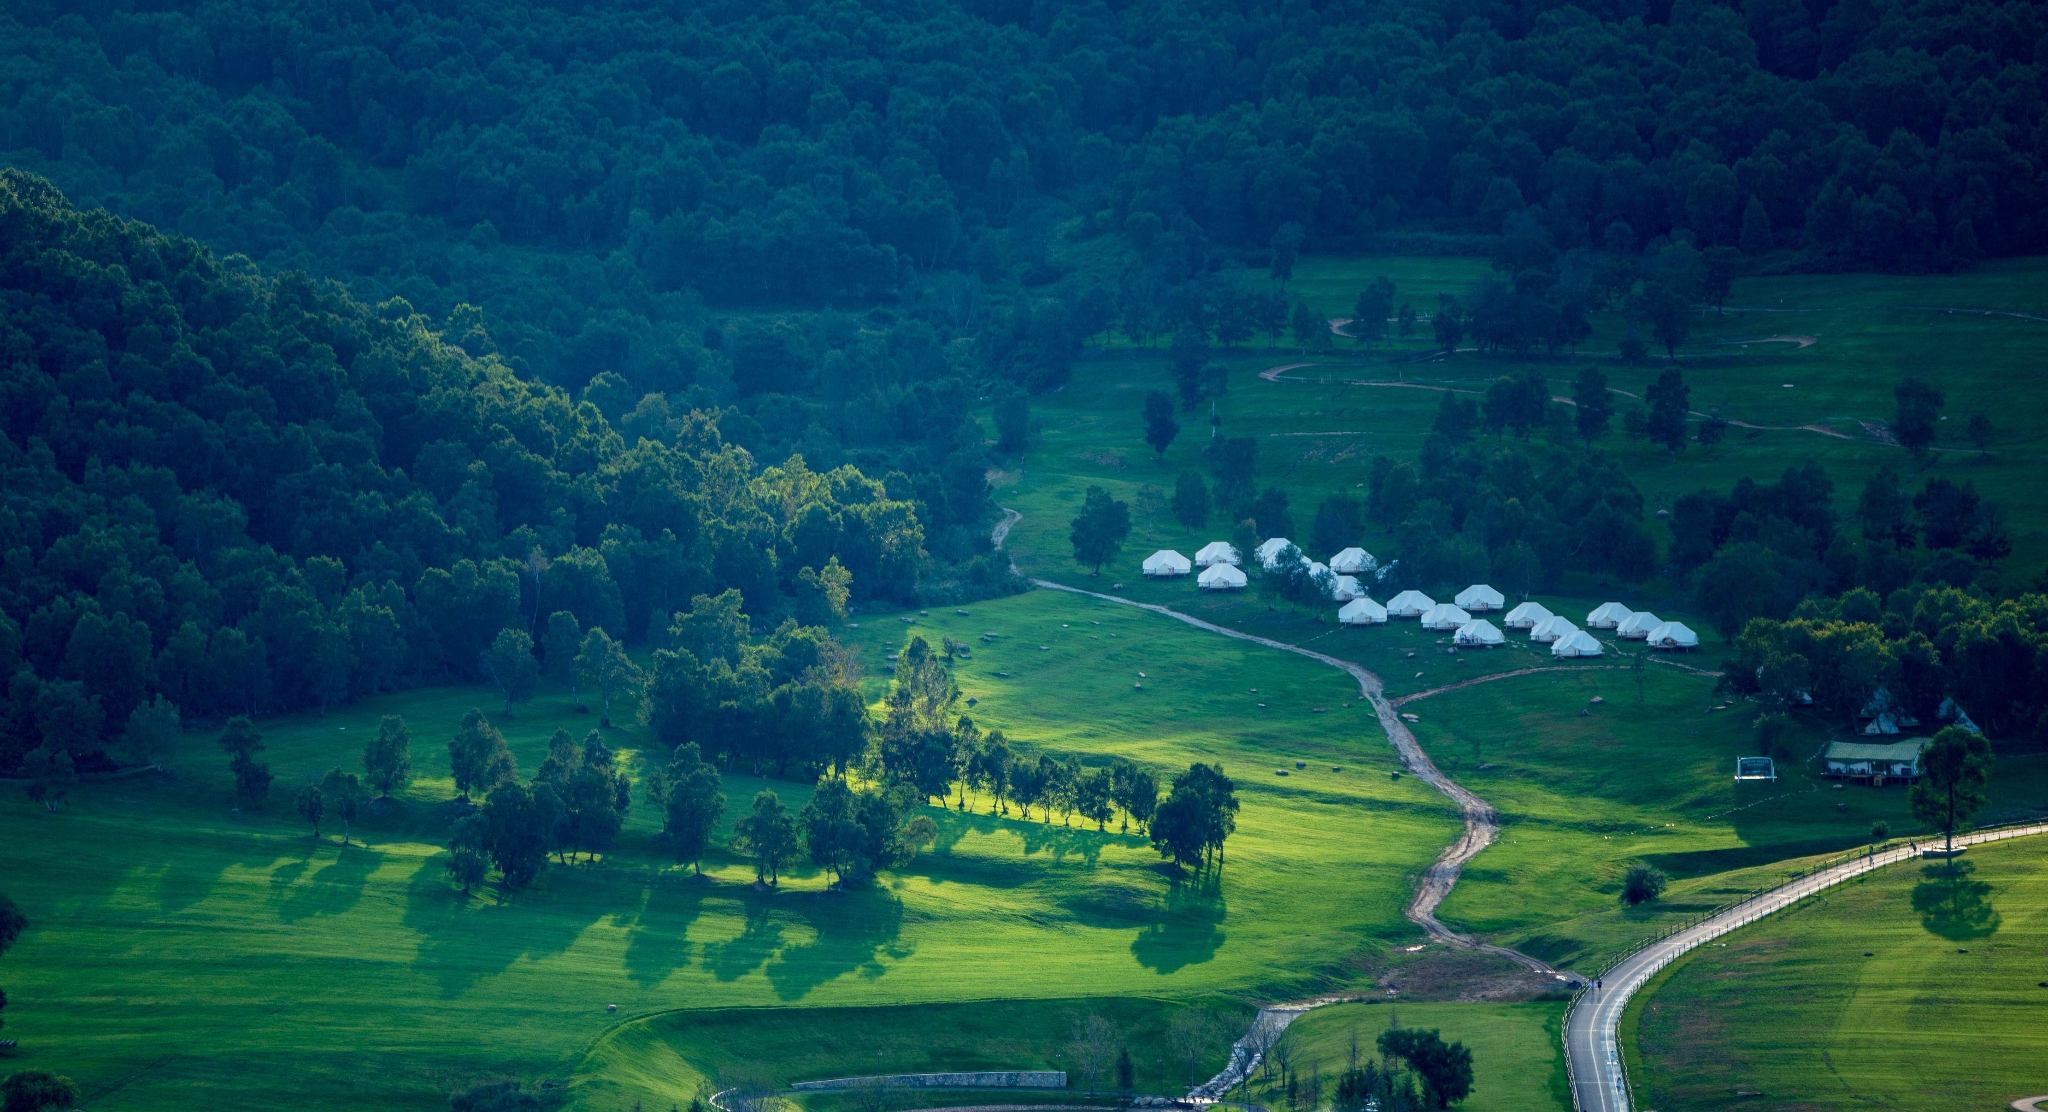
[791,1072,1066,1092]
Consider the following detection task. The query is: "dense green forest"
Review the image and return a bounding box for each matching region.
[3,0,2042,393]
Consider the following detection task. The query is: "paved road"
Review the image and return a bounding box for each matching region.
[1565,821,2048,1112]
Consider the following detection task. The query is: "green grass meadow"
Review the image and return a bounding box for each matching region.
[1280,1001,1571,1112]
[1623,835,2048,1111]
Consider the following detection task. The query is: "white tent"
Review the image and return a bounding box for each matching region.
[1194,540,1240,567]
[1330,547,1376,575]
[1454,619,1505,647]
[1503,601,1553,629]
[1420,603,1473,631]
[1615,611,1662,639]
[1647,621,1699,650]
[1587,602,1634,629]
[1339,597,1387,625]
[1255,537,1296,568]
[1454,584,1505,612]
[1529,615,1578,643]
[1552,630,1604,658]
[1142,549,1192,577]
[1386,590,1434,618]
[1331,575,1365,602]
[1303,560,1330,577]
[1198,563,1248,590]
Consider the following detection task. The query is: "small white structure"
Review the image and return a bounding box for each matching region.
[1331,575,1365,602]
[1330,547,1376,575]
[1255,538,1296,569]
[1194,541,1240,567]
[1529,615,1578,643]
[1552,630,1604,658]
[1586,602,1634,629]
[1503,601,1554,630]
[1454,584,1505,612]
[1303,560,1330,579]
[1198,563,1248,591]
[1454,619,1504,647]
[1339,598,1387,625]
[1646,621,1698,650]
[1142,549,1192,578]
[1386,590,1435,618]
[1615,611,1662,639]
[1420,603,1473,631]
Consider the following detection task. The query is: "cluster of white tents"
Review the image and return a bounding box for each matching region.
[1141,538,1700,655]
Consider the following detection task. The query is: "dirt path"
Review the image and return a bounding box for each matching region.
[1716,334,1817,348]
[1391,665,1614,707]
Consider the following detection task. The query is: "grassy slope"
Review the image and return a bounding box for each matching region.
[1279,1001,1571,1112]
[1623,836,2048,1111]
[0,590,1457,1111]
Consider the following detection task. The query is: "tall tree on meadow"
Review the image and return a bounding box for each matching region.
[1143,390,1180,459]
[217,716,272,807]
[651,742,725,873]
[481,628,539,718]
[1912,727,1992,855]
[1070,486,1132,575]
[295,782,325,840]
[1572,368,1614,448]
[448,710,517,803]
[576,628,642,727]
[1893,377,1944,455]
[119,695,181,771]
[1352,277,1395,345]
[995,393,1030,455]
[1268,223,1304,282]
[731,789,800,886]
[320,767,365,845]
[480,782,551,891]
[1170,471,1209,532]
[362,715,412,798]
[1645,369,1690,455]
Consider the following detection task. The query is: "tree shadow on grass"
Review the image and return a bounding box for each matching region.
[1127,869,1227,974]
[698,883,910,1001]
[618,871,713,988]
[271,842,384,923]
[400,854,605,997]
[1911,860,2000,941]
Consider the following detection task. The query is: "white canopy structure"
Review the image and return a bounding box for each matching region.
[1331,575,1365,602]
[1454,619,1505,647]
[1503,601,1554,629]
[1615,611,1662,639]
[1194,540,1240,567]
[1552,630,1604,657]
[1339,598,1387,625]
[1386,590,1435,618]
[1197,563,1248,590]
[1529,615,1578,643]
[1330,547,1376,575]
[1420,603,1473,631]
[1255,537,1296,568]
[1647,621,1699,650]
[1454,584,1505,612]
[1586,602,1634,629]
[1142,549,1192,577]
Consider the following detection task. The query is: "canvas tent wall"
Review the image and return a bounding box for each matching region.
[1339,598,1387,625]
[1255,537,1295,568]
[1420,603,1473,631]
[1552,630,1604,657]
[1453,584,1505,611]
[1330,547,1376,575]
[1504,601,1553,629]
[1142,549,1192,577]
[1198,563,1248,590]
[1454,619,1504,646]
[1647,621,1698,650]
[1615,611,1661,639]
[1194,541,1240,567]
[1823,740,1923,782]
[1386,590,1434,618]
[1331,575,1365,602]
[1529,615,1577,643]
[1586,602,1634,629]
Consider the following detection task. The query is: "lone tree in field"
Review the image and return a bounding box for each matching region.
[1171,471,1208,532]
[445,816,489,898]
[1645,368,1689,456]
[576,628,642,727]
[481,627,539,718]
[649,742,726,874]
[320,767,365,845]
[448,710,517,803]
[362,715,412,798]
[1893,376,1944,455]
[1143,390,1180,459]
[120,695,181,771]
[480,781,552,891]
[1912,726,1992,854]
[1070,486,1132,575]
[1151,762,1238,870]
[295,782,324,840]
[731,789,799,886]
[1572,367,1614,448]
[217,716,272,807]
[1377,1028,1473,1109]
[1168,1010,1223,1085]
[1069,1014,1120,1096]
[1620,865,1668,906]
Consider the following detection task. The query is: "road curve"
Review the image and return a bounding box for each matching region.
[1027,578,1564,977]
[1565,821,2048,1112]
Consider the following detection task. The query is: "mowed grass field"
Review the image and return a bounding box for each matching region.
[1278,1001,1571,1112]
[0,589,1461,1111]
[1624,835,2048,1111]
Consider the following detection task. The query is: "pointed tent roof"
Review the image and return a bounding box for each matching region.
[1255,537,1295,567]
[1454,619,1504,646]
[1529,615,1578,642]
[1386,590,1435,617]
[1194,540,1240,567]
[1586,602,1634,628]
[1330,547,1376,574]
[1142,549,1192,576]
[1647,621,1698,649]
[1331,575,1365,602]
[1339,597,1387,625]
[1420,603,1474,630]
[1504,601,1554,629]
[1198,562,1248,589]
[1454,584,1505,611]
[1616,610,1662,637]
[1552,629,1604,657]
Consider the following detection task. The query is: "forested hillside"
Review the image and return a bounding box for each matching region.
[0,170,975,775]
[3,0,2042,391]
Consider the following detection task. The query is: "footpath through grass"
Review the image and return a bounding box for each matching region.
[1624,835,2048,1111]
